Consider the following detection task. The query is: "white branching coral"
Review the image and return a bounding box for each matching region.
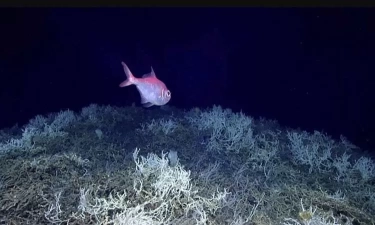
[185,105,255,153]
[72,148,228,225]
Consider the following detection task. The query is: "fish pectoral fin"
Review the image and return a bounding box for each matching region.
[139,92,148,104]
[139,91,153,107]
[142,102,154,108]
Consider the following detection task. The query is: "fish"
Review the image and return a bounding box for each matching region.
[119,61,171,107]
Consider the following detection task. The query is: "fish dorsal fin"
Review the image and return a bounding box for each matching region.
[142,66,156,78]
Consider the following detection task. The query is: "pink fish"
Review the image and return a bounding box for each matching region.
[119,61,171,107]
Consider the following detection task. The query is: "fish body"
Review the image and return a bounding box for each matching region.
[119,61,171,107]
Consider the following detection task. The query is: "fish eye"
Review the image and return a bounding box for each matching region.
[166,90,171,97]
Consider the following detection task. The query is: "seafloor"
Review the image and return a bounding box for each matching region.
[0,104,373,225]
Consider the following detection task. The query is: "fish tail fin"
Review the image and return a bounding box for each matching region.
[119,61,136,87]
